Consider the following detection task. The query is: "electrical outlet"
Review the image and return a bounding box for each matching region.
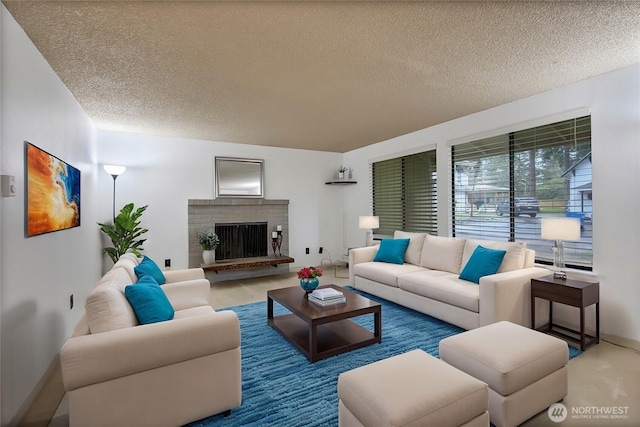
[70,294,74,310]
[305,247,309,254]
[165,259,171,268]
[319,247,323,254]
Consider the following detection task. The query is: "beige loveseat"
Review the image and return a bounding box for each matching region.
[349,231,550,330]
[60,254,241,427]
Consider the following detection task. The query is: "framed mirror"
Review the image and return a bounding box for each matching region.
[215,157,264,198]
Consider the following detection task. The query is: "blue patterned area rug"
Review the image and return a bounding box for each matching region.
[185,287,581,427]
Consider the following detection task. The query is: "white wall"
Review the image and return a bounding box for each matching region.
[97,132,348,272]
[0,6,100,425]
[343,64,640,343]
[0,6,4,423]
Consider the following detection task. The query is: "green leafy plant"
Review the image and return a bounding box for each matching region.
[98,203,149,263]
[197,230,220,251]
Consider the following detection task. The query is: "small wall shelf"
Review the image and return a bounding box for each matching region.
[325,180,357,185]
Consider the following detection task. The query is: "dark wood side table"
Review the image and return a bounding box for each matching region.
[531,274,599,351]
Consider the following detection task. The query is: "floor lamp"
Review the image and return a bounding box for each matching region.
[359,216,379,247]
[103,165,126,222]
[541,217,581,279]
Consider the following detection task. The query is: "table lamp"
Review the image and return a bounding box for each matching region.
[359,215,379,247]
[541,217,581,279]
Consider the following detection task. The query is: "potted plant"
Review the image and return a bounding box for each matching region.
[197,230,220,265]
[98,203,148,264]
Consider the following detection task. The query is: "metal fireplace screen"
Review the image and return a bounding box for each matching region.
[215,222,268,260]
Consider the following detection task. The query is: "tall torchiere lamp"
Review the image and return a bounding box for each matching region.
[103,165,126,221]
[541,217,581,279]
[359,215,379,247]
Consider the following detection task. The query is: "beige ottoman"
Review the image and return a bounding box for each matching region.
[337,349,489,427]
[439,321,569,427]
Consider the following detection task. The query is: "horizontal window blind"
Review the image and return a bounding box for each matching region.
[372,150,437,236]
[451,116,592,269]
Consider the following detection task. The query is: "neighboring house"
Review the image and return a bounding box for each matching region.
[562,152,593,219]
[453,163,508,214]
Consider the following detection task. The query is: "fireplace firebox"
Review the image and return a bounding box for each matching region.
[215,222,268,261]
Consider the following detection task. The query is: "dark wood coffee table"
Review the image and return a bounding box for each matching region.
[267,285,381,362]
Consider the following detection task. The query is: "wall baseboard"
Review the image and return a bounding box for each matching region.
[602,332,640,352]
[14,354,64,427]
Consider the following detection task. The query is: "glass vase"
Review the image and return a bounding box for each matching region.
[299,277,320,293]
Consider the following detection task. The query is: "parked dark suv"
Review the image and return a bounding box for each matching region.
[496,197,540,218]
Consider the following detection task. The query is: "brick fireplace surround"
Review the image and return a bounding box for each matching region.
[188,198,289,281]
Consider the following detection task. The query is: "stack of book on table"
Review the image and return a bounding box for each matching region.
[309,288,346,307]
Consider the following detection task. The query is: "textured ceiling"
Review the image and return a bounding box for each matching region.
[3,1,640,153]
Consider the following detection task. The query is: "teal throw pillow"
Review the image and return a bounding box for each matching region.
[125,275,174,324]
[459,245,507,284]
[134,256,166,285]
[373,238,411,265]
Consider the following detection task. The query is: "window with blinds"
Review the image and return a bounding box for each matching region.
[451,116,592,269]
[372,150,437,236]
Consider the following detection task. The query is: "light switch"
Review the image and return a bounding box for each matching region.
[1,175,16,197]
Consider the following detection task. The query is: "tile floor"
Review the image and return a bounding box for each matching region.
[45,268,639,426]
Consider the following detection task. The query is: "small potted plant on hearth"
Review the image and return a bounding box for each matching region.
[197,230,220,265]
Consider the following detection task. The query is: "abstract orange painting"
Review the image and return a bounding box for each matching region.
[26,142,81,236]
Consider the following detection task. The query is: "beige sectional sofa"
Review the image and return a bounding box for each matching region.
[60,254,241,427]
[349,231,550,330]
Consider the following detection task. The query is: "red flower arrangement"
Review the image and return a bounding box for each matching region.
[297,266,323,279]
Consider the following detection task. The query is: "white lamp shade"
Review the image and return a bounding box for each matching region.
[103,165,126,176]
[541,217,581,241]
[359,215,379,229]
